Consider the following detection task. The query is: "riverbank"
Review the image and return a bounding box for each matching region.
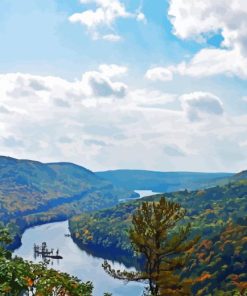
[14,221,144,296]
[69,227,143,269]
[9,216,69,251]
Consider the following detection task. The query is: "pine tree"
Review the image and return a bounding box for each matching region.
[103,197,199,296]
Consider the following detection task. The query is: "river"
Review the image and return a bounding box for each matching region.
[14,190,159,296]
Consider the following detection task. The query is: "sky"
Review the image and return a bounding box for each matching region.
[0,0,247,172]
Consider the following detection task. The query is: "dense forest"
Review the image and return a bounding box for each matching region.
[1,156,246,295]
[0,156,137,248]
[69,176,247,295]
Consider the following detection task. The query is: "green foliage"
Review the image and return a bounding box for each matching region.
[0,156,136,249]
[190,223,247,295]
[70,180,247,258]
[70,179,247,295]
[0,227,12,259]
[103,197,199,296]
[0,156,134,216]
[0,256,93,296]
[0,227,93,296]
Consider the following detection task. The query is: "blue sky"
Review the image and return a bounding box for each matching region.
[0,0,247,172]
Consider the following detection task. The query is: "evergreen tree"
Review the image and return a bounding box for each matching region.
[103,197,199,296]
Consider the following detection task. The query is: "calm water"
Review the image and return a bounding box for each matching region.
[14,190,159,296]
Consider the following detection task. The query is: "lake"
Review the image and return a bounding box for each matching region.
[14,190,159,296]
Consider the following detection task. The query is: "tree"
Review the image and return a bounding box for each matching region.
[103,197,200,296]
[0,227,93,296]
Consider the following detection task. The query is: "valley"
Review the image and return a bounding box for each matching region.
[1,156,246,295]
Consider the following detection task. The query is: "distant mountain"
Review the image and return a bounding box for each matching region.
[96,169,234,192]
[0,156,136,247]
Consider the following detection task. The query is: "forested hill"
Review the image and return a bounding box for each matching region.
[232,169,247,180]
[96,169,233,192]
[69,176,247,294]
[69,175,247,258]
[0,156,136,247]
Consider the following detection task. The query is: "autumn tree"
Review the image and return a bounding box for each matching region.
[103,197,199,296]
[0,227,93,296]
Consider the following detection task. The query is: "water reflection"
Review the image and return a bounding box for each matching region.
[14,221,144,296]
[33,241,62,265]
[14,190,158,296]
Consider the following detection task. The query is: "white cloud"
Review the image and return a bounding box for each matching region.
[145,67,173,82]
[136,12,146,23]
[168,0,247,79]
[130,89,176,108]
[98,64,128,78]
[82,71,128,98]
[102,34,122,42]
[69,0,146,41]
[175,48,247,79]
[180,92,224,122]
[169,0,247,51]
[0,71,246,172]
[80,64,128,98]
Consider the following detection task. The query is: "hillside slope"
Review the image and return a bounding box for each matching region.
[69,174,247,261]
[96,169,233,192]
[69,175,247,295]
[0,156,136,247]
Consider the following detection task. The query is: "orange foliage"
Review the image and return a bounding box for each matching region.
[231,275,247,293]
[25,277,34,287]
[198,240,212,251]
[241,236,247,243]
[195,273,212,283]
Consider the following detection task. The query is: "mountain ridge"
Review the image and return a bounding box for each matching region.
[0,155,137,249]
[96,169,234,192]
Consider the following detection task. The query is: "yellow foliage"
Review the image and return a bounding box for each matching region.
[84,229,90,235]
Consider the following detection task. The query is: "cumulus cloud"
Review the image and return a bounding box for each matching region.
[147,49,247,80]
[145,67,173,82]
[82,71,127,98]
[0,71,246,172]
[0,65,128,104]
[175,48,247,79]
[69,0,146,41]
[180,92,224,121]
[28,78,50,91]
[80,64,128,98]
[168,0,247,79]
[169,0,247,51]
